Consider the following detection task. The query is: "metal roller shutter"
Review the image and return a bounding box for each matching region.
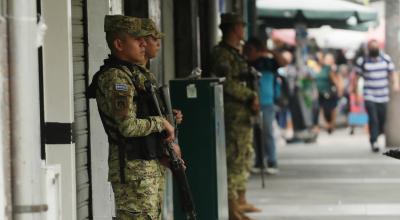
[72,0,91,219]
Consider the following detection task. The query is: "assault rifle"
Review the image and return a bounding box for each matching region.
[144,81,197,220]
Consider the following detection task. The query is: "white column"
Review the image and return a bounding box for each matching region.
[0,7,12,220]
[8,0,45,219]
[161,1,176,83]
[385,0,400,147]
[41,0,76,219]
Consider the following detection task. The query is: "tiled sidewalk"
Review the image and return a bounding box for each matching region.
[247,129,400,220]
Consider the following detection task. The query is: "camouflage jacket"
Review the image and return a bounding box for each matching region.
[94,56,165,141]
[210,42,256,125]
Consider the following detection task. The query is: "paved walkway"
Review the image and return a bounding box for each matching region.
[247,129,400,220]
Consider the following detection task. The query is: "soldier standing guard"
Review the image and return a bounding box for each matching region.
[87,15,177,220]
[140,18,184,215]
[209,13,261,220]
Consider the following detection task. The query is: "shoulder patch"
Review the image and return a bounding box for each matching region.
[115,83,128,91]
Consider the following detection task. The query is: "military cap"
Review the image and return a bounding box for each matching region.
[220,13,246,26]
[104,15,151,37]
[141,18,164,39]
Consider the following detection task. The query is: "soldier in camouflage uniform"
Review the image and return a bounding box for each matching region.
[140,18,184,215]
[140,18,168,213]
[209,13,260,220]
[141,18,183,127]
[88,15,177,220]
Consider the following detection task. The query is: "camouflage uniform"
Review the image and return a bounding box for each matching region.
[91,15,166,220]
[210,41,257,201]
[141,18,168,212]
[141,18,164,39]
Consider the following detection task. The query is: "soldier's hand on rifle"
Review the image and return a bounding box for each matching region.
[159,143,187,170]
[163,119,175,143]
[160,158,187,170]
[171,143,187,170]
[173,109,183,124]
[171,143,182,158]
[251,96,260,113]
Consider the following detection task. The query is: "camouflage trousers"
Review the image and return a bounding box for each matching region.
[225,124,254,200]
[110,158,166,220]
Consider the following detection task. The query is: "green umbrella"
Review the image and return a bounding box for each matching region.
[257,0,378,29]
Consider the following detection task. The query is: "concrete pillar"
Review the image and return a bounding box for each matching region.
[385,0,400,147]
[0,7,12,220]
[161,0,176,84]
[8,0,46,218]
[198,0,219,76]
[174,0,200,77]
[148,0,163,82]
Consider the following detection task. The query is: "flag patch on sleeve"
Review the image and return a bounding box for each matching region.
[115,83,128,92]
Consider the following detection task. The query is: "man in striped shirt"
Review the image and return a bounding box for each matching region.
[354,40,399,152]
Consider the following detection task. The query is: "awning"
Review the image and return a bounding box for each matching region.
[257,0,378,29]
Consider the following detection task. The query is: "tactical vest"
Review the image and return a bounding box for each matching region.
[87,56,164,182]
[218,43,254,87]
[215,43,257,108]
[123,80,164,161]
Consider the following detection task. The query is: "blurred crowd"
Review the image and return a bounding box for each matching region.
[242,36,399,176]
